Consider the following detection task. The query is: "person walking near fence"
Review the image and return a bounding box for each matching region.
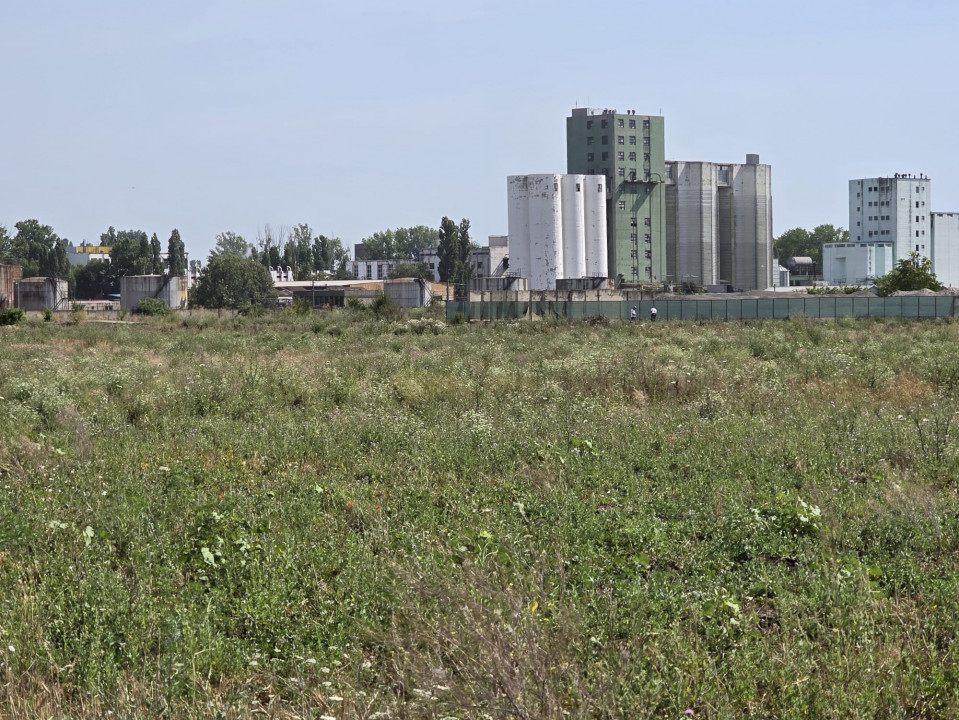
[650,307,658,322]
[630,306,637,321]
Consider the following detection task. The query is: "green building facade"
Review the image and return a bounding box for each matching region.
[566,108,666,284]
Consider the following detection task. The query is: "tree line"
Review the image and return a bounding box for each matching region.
[0,220,186,299]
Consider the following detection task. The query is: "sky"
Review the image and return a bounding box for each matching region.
[3,0,959,261]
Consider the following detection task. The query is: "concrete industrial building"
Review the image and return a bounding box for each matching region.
[0,263,24,309]
[821,242,894,286]
[824,175,959,287]
[664,155,773,291]
[506,174,608,290]
[350,237,509,284]
[931,213,959,287]
[567,108,666,284]
[850,176,930,263]
[120,275,188,311]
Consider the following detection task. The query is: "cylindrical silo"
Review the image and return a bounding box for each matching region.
[507,176,531,281]
[528,175,564,289]
[584,175,609,278]
[561,174,586,279]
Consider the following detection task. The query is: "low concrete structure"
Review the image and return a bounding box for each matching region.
[280,279,451,308]
[0,263,24,309]
[384,278,433,308]
[822,243,894,286]
[15,277,69,311]
[120,275,188,311]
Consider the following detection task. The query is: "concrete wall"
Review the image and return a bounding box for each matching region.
[932,213,959,288]
[0,263,24,309]
[120,275,188,310]
[15,277,69,310]
[822,242,893,285]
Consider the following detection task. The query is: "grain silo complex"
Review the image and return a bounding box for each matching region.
[507,174,608,290]
[664,154,773,291]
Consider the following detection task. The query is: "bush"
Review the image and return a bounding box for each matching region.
[372,293,402,321]
[135,298,172,316]
[0,308,25,325]
[286,298,312,316]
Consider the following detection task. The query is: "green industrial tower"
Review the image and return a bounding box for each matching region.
[567,108,666,284]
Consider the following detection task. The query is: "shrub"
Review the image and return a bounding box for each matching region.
[135,298,172,316]
[0,308,25,325]
[286,297,312,316]
[372,293,402,321]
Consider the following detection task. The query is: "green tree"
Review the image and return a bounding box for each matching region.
[388,262,434,280]
[312,235,349,273]
[0,225,12,260]
[11,219,69,278]
[436,216,459,284]
[360,225,438,260]
[190,254,277,309]
[210,231,250,260]
[167,229,187,276]
[150,233,163,274]
[773,224,848,268]
[874,252,943,296]
[73,259,114,299]
[110,235,151,277]
[455,218,473,295]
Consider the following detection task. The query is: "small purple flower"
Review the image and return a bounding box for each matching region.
[685,711,695,716]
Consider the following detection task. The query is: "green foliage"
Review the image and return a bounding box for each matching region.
[166,229,187,277]
[436,216,472,296]
[72,259,114,300]
[150,233,163,274]
[806,284,863,295]
[371,293,401,320]
[286,297,312,316]
[360,225,437,260]
[8,219,69,278]
[135,298,172,316]
[0,307,25,325]
[875,252,944,296]
[4,318,959,716]
[388,262,433,280]
[774,224,848,268]
[0,223,12,260]
[210,231,251,260]
[190,254,277,309]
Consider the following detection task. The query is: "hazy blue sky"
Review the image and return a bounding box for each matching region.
[3,0,958,260]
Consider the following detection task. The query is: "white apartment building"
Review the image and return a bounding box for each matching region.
[850,175,930,263]
[664,154,773,291]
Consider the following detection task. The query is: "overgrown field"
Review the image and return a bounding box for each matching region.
[2,310,959,718]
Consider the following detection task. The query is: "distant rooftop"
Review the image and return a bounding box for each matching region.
[570,107,661,118]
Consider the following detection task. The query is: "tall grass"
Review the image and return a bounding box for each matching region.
[1,313,958,717]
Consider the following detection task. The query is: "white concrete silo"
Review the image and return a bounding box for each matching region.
[528,174,564,289]
[561,175,587,279]
[584,175,608,278]
[507,175,531,280]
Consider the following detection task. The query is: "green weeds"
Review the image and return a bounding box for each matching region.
[1,315,958,717]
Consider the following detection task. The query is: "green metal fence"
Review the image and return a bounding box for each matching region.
[447,296,959,322]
